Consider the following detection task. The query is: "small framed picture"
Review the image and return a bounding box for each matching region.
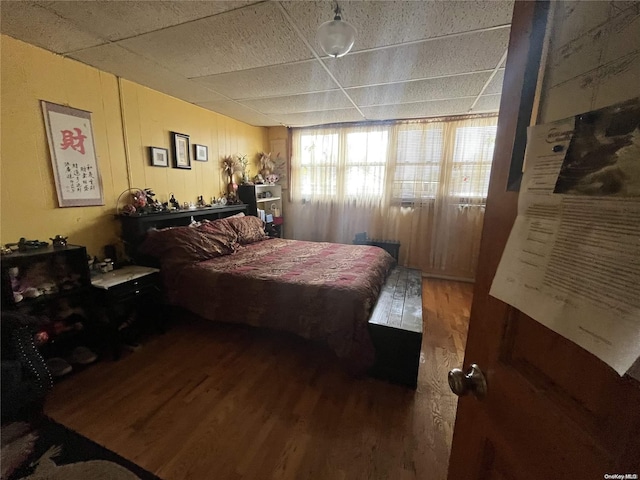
[149,146,169,167]
[171,132,191,169]
[194,144,208,162]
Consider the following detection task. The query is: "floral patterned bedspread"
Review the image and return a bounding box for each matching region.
[164,239,395,373]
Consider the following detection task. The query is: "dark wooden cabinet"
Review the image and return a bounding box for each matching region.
[0,245,105,370]
[91,265,162,357]
[1,245,91,311]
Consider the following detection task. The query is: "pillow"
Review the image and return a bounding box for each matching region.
[225,215,267,244]
[139,223,236,266]
[198,217,239,247]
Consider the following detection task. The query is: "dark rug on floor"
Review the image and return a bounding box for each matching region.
[1,417,161,480]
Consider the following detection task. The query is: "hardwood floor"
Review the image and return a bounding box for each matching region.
[45,279,473,480]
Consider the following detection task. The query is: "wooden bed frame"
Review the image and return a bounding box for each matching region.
[118,205,422,387]
[118,205,246,264]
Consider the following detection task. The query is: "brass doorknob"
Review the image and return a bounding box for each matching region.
[448,363,487,398]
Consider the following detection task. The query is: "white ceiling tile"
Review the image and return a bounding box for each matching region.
[471,94,501,113]
[241,91,352,114]
[197,100,278,127]
[118,2,313,78]
[275,109,365,127]
[37,1,257,42]
[70,44,227,103]
[325,28,510,87]
[346,72,491,107]
[361,98,473,121]
[0,1,106,53]
[484,69,505,95]
[3,0,514,127]
[282,0,514,54]
[194,60,338,99]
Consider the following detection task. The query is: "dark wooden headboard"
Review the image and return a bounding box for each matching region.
[118,204,247,265]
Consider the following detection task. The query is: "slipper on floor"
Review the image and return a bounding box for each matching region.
[46,357,72,377]
[68,346,97,365]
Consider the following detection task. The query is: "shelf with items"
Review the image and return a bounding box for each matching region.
[256,197,281,202]
[118,204,247,263]
[1,245,91,310]
[0,245,106,379]
[238,184,283,238]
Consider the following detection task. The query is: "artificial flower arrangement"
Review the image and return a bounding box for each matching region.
[119,188,164,215]
[237,154,250,183]
[259,151,274,177]
[221,155,245,200]
[221,155,241,181]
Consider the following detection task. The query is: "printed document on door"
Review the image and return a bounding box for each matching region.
[490,97,640,377]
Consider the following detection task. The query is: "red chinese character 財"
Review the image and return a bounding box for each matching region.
[60,128,87,155]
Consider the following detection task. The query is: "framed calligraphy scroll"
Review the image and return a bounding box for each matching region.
[41,101,104,207]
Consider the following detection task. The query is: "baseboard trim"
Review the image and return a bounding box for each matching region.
[420,272,475,283]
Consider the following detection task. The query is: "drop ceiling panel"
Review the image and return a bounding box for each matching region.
[118,2,312,78]
[361,98,474,121]
[36,1,257,43]
[484,69,505,95]
[0,1,106,53]
[472,94,501,112]
[197,100,277,127]
[3,1,513,127]
[282,0,514,54]
[241,91,352,114]
[194,60,338,100]
[346,72,491,107]
[70,44,227,103]
[275,109,364,127]
[325,28,510,87]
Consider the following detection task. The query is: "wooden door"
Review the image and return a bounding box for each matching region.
[448,2,640,479]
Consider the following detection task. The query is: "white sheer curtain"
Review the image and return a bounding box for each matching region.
[288,115,497,280]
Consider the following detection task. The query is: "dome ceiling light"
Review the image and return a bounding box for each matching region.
[316,2,356,58]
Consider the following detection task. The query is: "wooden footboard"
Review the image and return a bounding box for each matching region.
[368,267,423,388]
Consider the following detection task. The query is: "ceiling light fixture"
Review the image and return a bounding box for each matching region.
[316,2,356,58]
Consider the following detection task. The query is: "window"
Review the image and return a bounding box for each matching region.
[291,116,497,205]
[449,125,497,198]
[299,132,338,197]
[297,129,389,200]
[393,125,444,202]
[345,130,388,197]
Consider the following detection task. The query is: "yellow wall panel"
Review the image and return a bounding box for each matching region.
[1,35,268,258]
[120,80,268,205]
[1,36,127,258]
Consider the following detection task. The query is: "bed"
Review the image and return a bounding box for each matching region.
[124,210,395,373]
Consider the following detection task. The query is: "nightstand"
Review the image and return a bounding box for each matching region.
[91,265,162,358]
